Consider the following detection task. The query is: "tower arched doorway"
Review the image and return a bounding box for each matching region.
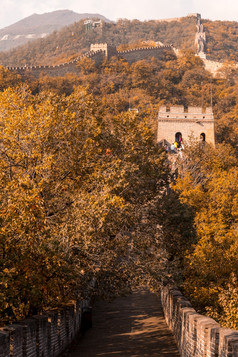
[200,133,206,141]
[175,132,182,147]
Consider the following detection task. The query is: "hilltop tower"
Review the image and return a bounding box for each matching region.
[157,106,215,146]
[90,43,117,60]
[84,20,102,32]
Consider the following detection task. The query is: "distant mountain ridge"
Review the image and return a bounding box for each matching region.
[0,10,111,52]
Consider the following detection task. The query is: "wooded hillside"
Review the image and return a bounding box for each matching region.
[0,17,197,66]
[0,15,237,67]
[0,41,237,329]
[203,19,238,61]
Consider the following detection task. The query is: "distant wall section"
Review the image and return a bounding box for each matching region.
[90,43,176,63]
[7,43,176,78]
[195,14,206,59]
[7,50,105,78]
[117,45,176,64]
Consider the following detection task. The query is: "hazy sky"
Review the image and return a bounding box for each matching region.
[1,0,238,29]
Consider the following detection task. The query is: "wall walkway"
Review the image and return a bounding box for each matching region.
[68,288,180,357]
[1,286,238,356]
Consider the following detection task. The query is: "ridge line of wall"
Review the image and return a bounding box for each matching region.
[117,44,173,54]
[6,44,176,77]
[6,50,104,72]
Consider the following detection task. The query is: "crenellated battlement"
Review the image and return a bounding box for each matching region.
[117,45,176,64]
[117,45,173,54]
[161,286,238,357]
[159,106,214,121]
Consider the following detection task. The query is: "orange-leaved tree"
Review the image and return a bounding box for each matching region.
[174,143,238,328]
[0,85,170,323]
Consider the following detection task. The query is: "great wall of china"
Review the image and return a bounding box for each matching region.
[7,45,228,79]
[1,286,238,357]
[6,49,106,78]
[6,44,176,78]
[6,13,238,78]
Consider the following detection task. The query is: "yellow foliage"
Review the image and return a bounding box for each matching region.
[174,144,238,326]
[0,84,169,324]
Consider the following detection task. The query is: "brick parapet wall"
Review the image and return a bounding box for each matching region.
[0,331,10,357]
[161,286,238,357]
[0,291,94,356]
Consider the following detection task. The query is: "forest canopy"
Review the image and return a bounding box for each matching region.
[0,45,237,328]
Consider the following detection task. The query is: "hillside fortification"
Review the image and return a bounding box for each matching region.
[90,43,176,63]
[7,43,176,78]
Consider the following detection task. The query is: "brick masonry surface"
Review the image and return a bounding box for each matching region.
[161,286,238,357]
[0,299,90,357]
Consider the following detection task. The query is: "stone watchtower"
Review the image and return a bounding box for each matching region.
[157,106,215,146]
[90,43,118,60]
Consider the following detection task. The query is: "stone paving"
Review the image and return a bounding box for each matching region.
[68,289,180,357]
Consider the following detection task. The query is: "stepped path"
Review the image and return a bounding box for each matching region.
[68,289,180,357]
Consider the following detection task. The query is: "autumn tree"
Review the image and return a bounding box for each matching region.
[0,85,105,321]
[174,143,238,328]
[0,66,21,91]
[0,84,172,323]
